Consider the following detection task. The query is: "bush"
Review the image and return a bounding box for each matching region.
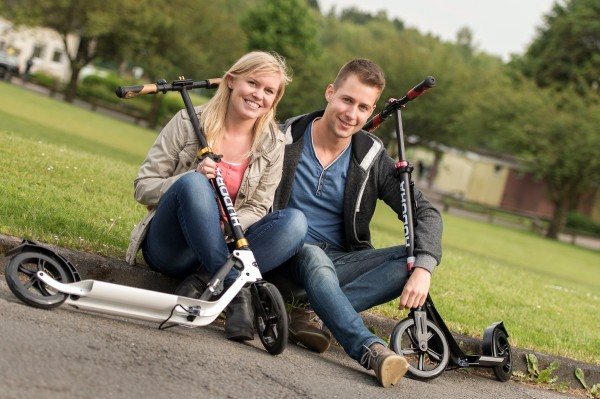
[566,212,600,236]
[30,72,61,91]
[78,74,123,104]
[158,94,186,122]
[27,68,218,128]
[75,72,211,127]
[77,73,151,118]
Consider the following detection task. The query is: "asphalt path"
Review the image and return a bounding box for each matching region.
[0,279,579,399]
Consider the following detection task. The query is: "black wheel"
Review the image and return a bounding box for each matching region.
[490,328,512,381]
[5,251,72,309]
[252,282,288,355]
[390,317,450,381]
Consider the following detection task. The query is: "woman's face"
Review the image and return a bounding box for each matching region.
[227,72,281,122]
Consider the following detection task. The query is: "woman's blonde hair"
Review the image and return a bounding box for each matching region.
[201,51,291,154]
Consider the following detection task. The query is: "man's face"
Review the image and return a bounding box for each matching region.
[322,74,381,141]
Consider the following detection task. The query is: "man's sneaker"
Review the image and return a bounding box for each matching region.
[360,343,409,388]
[288,307,332,353]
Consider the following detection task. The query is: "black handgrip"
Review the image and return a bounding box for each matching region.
[406,76,435,100]
[115,84,159,99]
[364,76,436,132]
[115,78,222,99]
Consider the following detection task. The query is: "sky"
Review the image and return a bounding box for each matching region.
[317,0,558,61]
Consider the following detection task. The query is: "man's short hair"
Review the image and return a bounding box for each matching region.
[333,58,385,91]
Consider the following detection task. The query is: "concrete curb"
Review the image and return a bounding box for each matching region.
[1,233,598,390]
[361,313,599,389]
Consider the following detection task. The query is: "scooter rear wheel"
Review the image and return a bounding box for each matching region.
[252,282,288,355]
[5,251,73,309]
[488,327,512,381]
[390,317,449,380]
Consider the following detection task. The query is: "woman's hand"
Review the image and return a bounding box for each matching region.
[196,157,218,179]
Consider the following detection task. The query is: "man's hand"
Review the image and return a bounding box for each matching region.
[399,267,431,309]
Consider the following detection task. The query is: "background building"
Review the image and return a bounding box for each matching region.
[0,16,78,83]
[411,146,600,224]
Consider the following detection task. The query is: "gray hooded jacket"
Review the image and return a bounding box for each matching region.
[272,110,442,273]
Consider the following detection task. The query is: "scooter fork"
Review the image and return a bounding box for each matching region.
[413,308,430,352]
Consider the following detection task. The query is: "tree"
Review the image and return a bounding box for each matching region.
[507,88,600,238]
[242,0,320,59]
[456,73,600,239]
[306,0,319,10]
[339,7,388,25]
[390,35,505,186]
[3,0,246,122]
[504,0,600,238]
[515,0,600,95]
[241,0,324,118]
[120,0,246,128]
[456,27,477,59]
[2,0,131,102]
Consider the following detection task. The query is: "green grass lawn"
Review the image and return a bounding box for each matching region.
[1,81,599,365]
[0,81,153,255]
[371,204,599,365]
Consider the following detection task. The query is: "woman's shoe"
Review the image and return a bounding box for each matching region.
[174,273,207,299]
[225,287,254,341]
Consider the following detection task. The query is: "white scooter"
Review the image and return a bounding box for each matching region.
[4,78,288,355]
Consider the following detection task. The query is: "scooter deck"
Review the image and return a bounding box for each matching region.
[37,271,243,327]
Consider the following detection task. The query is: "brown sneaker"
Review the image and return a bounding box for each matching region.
[360,343,409,388]
[288,307,332,353]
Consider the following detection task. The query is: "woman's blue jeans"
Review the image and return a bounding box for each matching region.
[141,172,307,283]
[290,243,409,363]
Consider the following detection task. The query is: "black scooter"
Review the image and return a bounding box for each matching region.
[364,77,512,381]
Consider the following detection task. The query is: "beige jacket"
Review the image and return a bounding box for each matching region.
[125,106,285,265]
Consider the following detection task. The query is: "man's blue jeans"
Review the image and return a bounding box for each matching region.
[290,243,409,363]
[142,172,307,283]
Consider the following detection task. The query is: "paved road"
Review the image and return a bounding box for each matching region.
[0,279,579,399]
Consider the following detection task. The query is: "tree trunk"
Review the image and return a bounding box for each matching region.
[546,203,566,239]
[62,34,95,103]
[545,180,583,239]
[64,66,82,103]
[427,148,443,189]
[147,95,163,129]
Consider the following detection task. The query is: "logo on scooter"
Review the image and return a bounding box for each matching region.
[400,181,410,248]
[215,169,241,227]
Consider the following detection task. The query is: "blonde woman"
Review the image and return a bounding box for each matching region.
[126,51,307,341]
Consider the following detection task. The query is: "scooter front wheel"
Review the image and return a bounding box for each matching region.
[390,317,450,381]
[485,327,512,381]
[5,251,74,309]
[252,282,288,355]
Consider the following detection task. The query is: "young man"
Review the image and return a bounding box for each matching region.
[272,59,443,387]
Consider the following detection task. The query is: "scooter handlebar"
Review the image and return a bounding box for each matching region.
[115,78,221,99]
[406,76,436,101]
[115,83,159,99]
[364,76,436,132]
